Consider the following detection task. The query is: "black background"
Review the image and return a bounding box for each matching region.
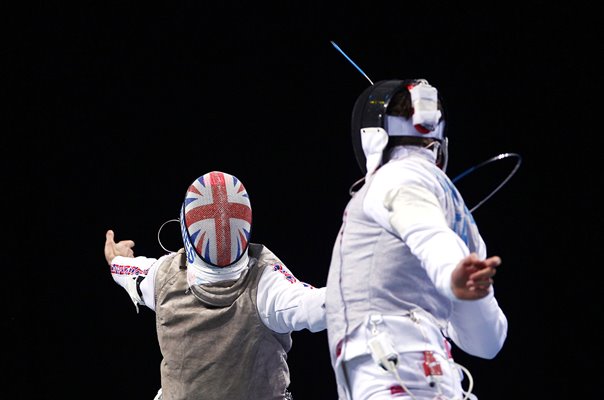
[6,2,601,399]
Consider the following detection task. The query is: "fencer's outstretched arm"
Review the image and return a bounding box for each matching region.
[105,229,158,312]
[257,262,326,334]
[104,233,326,332]
[446,253,508,358]
[383,185,508,359]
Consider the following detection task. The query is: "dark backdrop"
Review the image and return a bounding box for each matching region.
[7,2,600,399]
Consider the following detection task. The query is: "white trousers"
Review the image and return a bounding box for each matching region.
[334,312,477,400]
[342,352,475,400]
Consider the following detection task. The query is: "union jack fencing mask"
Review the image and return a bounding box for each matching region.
[180,171,252,269]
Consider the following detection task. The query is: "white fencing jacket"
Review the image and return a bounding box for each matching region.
[326,146,507,370]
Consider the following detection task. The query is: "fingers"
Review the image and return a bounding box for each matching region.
[452,254,502,299]
[104,229,135,261]
[466,255,501,273]
[469,264,495,282]
[467,277,493,291]
[106,230,135,249]
[104,230,116,265]
[123,245,135,257]
[466,254,501,292]
[464,252,480,265]
[485,255,502,268]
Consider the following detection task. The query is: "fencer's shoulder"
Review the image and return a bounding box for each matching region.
[157,249,185,264]
[248,243,286,268]
[248,242,272,258]
[249,244,300,282]
[373,159,429,190]
[259,260,318,290]
[386,153,433,172]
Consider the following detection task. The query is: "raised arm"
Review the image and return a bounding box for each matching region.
[104,229,158,312]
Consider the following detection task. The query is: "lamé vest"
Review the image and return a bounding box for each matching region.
[326,156,484,360]
[155,243,293,400]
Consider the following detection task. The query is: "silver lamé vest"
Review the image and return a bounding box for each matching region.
[155,243,293,400]
[325,157,484,359]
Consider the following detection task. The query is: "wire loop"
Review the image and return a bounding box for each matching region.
[451,153,522,213]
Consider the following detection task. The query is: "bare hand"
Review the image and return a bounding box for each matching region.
[451,253,501,300]
[104,229,135,266]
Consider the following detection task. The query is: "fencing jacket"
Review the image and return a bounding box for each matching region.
[325,146,507,397]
